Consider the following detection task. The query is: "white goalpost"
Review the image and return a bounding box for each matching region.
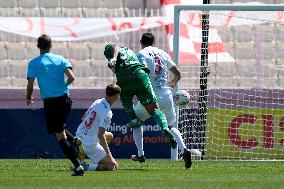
[173,4,284,160]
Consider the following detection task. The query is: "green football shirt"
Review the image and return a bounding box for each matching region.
[114,47,149,85]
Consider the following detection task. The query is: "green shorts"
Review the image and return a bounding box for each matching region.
[119,73,157,106]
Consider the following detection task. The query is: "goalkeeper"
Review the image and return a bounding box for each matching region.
[104,43,177,149]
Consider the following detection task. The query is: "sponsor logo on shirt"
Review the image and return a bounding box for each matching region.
[102,101,108,109]
[84,111,96,129]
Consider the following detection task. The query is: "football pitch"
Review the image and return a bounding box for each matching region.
[0,159,283,189]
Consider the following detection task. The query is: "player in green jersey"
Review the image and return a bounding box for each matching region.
[104,43,177,151]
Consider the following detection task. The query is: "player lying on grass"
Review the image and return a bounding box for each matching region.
[131,32,198,169]
[75,84,120,171]
[104,43,177,149]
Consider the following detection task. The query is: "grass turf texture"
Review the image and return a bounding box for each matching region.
[0,159,283,189]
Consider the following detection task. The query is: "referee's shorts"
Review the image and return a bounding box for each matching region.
[43,94,72,134]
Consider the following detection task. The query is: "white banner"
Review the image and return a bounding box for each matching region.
[0,9,283,42]
[0,17,171,41]
[0,2,283,64]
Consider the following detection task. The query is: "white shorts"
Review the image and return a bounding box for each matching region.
[83,143,106,164]
[157,92,176,125]
[134,92,176,125]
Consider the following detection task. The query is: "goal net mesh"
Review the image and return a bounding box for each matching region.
[175,6,284,160]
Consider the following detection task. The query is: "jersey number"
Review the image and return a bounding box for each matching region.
[84,111,97,129]
[154,56,162,75]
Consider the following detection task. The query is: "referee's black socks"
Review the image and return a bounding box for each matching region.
[58,139,80,168]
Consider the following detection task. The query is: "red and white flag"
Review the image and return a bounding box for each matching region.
[161,0,234,64]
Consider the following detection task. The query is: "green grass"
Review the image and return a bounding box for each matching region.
[0,159,283,189]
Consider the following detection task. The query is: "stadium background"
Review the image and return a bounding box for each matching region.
[1,0,284,159]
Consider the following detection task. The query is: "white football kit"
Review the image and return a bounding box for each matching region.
[136,46,176,125]
[134,45,201,157]
[76,98,112,164]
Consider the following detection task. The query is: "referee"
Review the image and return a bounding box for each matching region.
[26,34,84,176]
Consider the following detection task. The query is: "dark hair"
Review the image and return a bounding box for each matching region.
[140,32,155,46]
[105,84,121,97]
[104,43,116,60]
[37,34,52,50]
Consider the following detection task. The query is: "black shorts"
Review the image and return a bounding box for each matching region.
[43,94,72,134]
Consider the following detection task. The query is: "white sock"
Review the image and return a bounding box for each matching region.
[170,127,186,153]
[133,126,144,157]
[87,162,98,171]
[131,119,138,123]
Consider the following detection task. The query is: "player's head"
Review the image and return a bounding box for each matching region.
[104,43,116,60]
[104,43,119,72]
[105,84,121,105]
[140,32,155,48]
[37,34,52,52]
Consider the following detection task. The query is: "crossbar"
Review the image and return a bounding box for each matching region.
[174,4,284,11]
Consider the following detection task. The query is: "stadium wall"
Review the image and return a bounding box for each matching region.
[0,108,172,159]
[1,89,284,159]
[0,89,171,159]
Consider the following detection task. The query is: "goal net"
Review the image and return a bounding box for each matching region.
[174,4,284,160]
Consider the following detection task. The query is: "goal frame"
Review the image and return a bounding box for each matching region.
[173,4,284,64]
[173,4,284,160]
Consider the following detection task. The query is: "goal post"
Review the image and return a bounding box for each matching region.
[173,4,284,160]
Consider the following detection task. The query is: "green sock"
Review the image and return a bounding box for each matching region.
[151,109,168,130]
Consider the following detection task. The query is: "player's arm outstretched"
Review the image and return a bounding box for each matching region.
[98,127,118,171]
